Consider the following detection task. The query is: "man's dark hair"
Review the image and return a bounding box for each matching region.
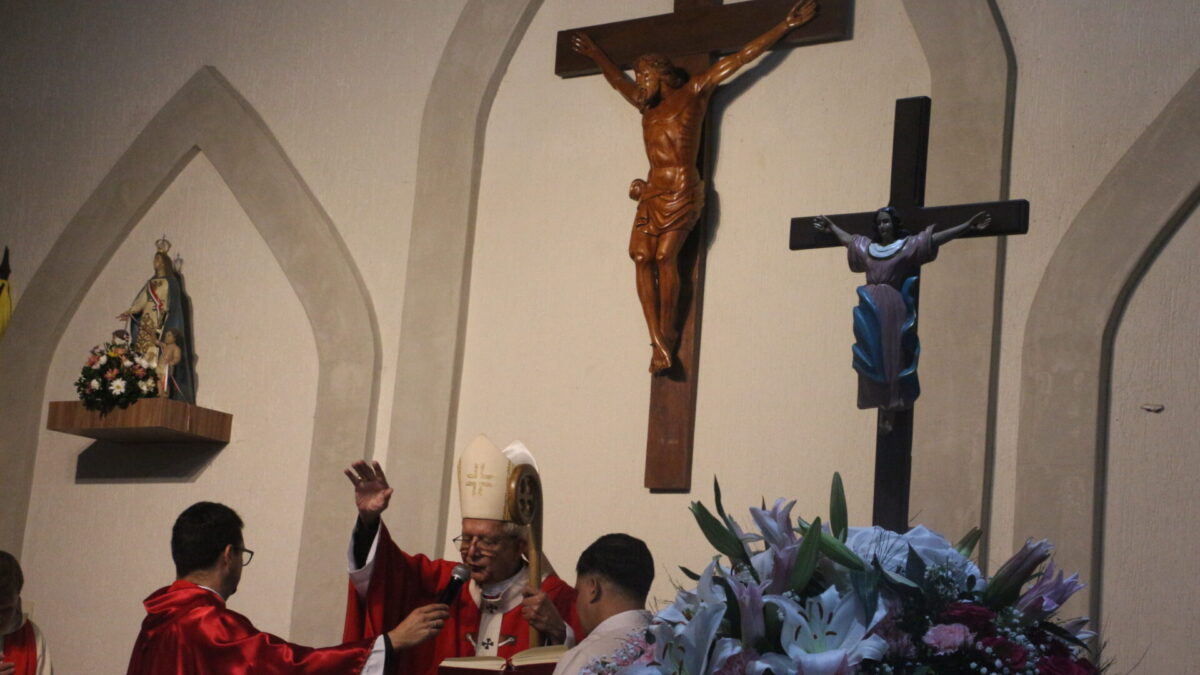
[171,502,243,578]
[576,533,654,602]
[0,550,23,597]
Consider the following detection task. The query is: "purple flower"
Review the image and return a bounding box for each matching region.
[984,539,1053,607]
[921,623,974,654]
[1016,560,1085,622]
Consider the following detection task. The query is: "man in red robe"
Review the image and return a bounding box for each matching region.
[127,501,450,674]
[343,437,583,675]
[0,551,52,675]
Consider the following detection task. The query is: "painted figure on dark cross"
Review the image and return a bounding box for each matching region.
[813,208,991,431]
[572,0,819,374]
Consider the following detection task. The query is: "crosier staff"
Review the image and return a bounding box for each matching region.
[505,463,543,646]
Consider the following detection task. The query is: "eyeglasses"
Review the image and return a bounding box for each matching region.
[236,547,255,566]
[452,534,506,555]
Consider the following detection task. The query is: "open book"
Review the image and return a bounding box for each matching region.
[437,645,568,675]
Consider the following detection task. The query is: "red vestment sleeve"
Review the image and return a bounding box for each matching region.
[129,580,374,675]
[343,522,460,675]
[1,620,37,675]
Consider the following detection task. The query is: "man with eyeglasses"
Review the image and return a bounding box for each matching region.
[127,501,448,674]
[343,437,583,675]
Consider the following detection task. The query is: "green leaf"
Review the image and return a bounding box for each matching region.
[880,565,919,589]
[690,501,747,561]
[849,567,880,622]
[830,473,848,542]
[956,527,983,558]
[712,575,742,640]
[1039,620,1088,649]
[787,516,822,593]
[713,476,728,522]
[678,566,701,581]
[794,519,867,572]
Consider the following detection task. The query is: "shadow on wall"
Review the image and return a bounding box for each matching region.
[75,441,223,483]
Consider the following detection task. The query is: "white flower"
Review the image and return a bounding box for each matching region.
[88,379,101,391]
[844,525,984,589]
[97,355,108,366]
[774,586,888,674]
[122,359,133,368]
[135,356,148,369]
[109,379,126,394]
[137,380,151,394]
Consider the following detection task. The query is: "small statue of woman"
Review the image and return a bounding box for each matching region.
[813,208,990,431]
[117,241,195,402]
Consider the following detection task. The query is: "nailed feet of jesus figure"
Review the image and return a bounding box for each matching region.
[572,0,819,375]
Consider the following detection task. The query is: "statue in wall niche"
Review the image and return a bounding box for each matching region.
[571,0,819,374]
[117,237,196,402]
[812,207,991,430]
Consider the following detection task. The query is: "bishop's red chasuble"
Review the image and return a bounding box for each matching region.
[1,620,37,675]
[343,523,582,675]
[127,580,374,674]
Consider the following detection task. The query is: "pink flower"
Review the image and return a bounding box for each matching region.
[86,355,99,368]
[104,368,119,381]
[922,623,973,654]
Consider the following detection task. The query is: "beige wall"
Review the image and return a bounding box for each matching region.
[990,0,1200,560]
[1,0,1199,673]
[1103,209,1200,673]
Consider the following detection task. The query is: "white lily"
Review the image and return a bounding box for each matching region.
[773,586,887,675]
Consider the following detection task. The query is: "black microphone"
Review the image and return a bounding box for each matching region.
[438,564,470,605]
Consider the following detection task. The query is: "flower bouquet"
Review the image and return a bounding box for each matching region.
[74,338,160,415]
[610,475,1099,675]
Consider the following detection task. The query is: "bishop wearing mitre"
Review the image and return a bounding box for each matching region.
[342,436,583,675]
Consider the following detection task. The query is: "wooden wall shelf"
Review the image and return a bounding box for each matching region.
[48,399,232,444]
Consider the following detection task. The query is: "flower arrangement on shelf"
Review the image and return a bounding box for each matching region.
[608,475,1099,675]
[74,334,160,415]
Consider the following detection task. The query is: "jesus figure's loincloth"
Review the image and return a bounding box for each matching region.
[629,173,705,237]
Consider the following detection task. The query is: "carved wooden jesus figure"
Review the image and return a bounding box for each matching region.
[572,0,818,373]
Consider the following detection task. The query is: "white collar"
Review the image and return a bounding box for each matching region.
[478,563,528,597]
[868,237,907,259]
[588,609,652,637]
[196,584,225,600]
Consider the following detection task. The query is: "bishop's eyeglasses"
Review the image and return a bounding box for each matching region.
[452,534,504,555]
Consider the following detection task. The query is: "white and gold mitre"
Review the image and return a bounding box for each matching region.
[457,435,539,521]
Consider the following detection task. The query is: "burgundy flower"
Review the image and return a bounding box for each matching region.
[981,636,1028,670]
[1037,653,1099,675]
[941,602,997,633]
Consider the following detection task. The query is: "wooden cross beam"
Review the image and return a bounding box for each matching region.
[557,0,853,492]
[789,96,1028,531]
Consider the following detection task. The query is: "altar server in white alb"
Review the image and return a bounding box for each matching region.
[343,436,583,675]
[553,534,655,675]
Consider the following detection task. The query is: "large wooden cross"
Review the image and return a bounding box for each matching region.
[556,0,854,491]
[789,96,1029,531]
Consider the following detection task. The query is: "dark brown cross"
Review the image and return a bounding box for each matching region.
[556,0,854,492]
[789,96,1029,531]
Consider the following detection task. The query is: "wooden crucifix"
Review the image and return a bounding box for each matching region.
[789,96,1029,531]
[557,0,853,491]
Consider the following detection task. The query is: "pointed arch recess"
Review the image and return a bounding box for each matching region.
[0,66,382,644]
[1015,66,1200,622]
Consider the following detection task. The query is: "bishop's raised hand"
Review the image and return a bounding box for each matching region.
[344,459,393,525]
